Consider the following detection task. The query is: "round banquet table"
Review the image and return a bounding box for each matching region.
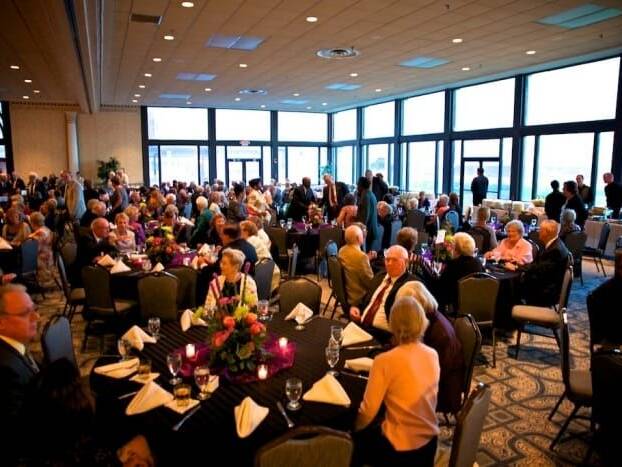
[285,222,333,257]
[90,314,372,465]
[485,264,522,329]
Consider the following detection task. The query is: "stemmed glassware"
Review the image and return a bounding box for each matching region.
[330,325,343,349]
[117,338,132,361]
[257,300,270,321]
[285,378,303,411]
[167,352,183,386]
[325,346,340,377]
[147,317,160,341]
[194,365,211,400]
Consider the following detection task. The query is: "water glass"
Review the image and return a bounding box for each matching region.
[138,357,151,380]
[286,218,293,230]
[325,346,340,377]
[285,378,303,411]
[142,259,152,272]
[174,383,191,407]
[194,365,211,400]
[531,218,537,228]
[279,220,286,229]
[147,317,160,341]
[117,338,132,361]
[330,325,344,349]
[167,352,183,386]
[257,300,270,321]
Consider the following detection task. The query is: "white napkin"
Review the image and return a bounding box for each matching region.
[0,237,13,250]
[436,229,446,244]
[303,373,351,407]
[93,358,139,379]
[130,373,160,384]
[234,397,269,438]
[122,325,157,351]
[97,254,116,267]
[285,303,314,324]
[198,244,211,256]
[180,309,207,332]
[178,217,195,227]
[341,322,373,347]
[345,357,374,373]
[110,260,131,274]
[126,381,174,415]
[152,262,165,272]
[129,253,147,261]
[165,398,200,415]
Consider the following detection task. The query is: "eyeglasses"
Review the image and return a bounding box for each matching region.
[0,306,38,318]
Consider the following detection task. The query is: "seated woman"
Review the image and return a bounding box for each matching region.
[485,219,533,267]
[2,207,31,246]
[28,212,59,289]
[335,193,358,228]
[240,220,280,291]
[161,205,190,244]
[204,248,258,311]
[559,208,581,241]
[469,206,497,253]
[109,212,136,254]
[439,232,484,309]
[396,281,464,415]
[124,206,146,247]
[354,296,439,467]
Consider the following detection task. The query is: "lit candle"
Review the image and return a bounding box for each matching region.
[186,343,196,359]
[278,337,288,350]
[257,364,268,380]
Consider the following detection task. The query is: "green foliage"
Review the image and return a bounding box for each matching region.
[96,157,120,183]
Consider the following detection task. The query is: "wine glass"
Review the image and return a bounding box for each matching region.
[531,218,537,229]
[167,352,183,386]
[147,317,160,341]
[285,378,303,411]
[286,218,293,230]
[279,220,286,229]
[325,346,340,377]
[117,338,132,361]
[142,259,152,272]
[330,325,343,349]
[257,300,270,321]
[194,365,211,400]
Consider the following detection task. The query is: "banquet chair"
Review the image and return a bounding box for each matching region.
[322,240,339,287]
[389,219,403,246]
[434,383,491,467]
[59,239,78,269]
[518,212,538,226]
[468,231,485,255]
[405,209,426,230]
[286,245,299,279]
[279,277,321,316]
[527,239,540,260]
[255,258,275,301]
[458,273,500,367]
[167,266,198,309]
[444,210,460,232]
[583,222,610,277]
[549,309,592,450]
[512,265,573,359]
[563,231,587,284]
[55,252,85,322]
[17,238,43,298]
[266,226,289,271]
[316,227,343,280]
[41,314,77,369]
[137,272,179,322]
[454,314,482,406]
[325,255,350,319]
[255,426,353,467]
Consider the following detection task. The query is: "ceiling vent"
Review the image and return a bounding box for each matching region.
[239,89,267,95]
[316,47,360,59]
[130,13,162,25]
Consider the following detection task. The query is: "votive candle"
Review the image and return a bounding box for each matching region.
[186,343,196,359]
[278,337,288,350]
[257,364,268,380]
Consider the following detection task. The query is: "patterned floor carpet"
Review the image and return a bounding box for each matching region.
[30,259,612,466]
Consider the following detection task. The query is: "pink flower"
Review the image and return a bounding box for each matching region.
[223,316,236,330]
[250,322,264,336]
[245,312,257,325]
[212,330,231,348]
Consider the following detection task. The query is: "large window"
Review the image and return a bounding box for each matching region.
[521,136,535,201]
[215,145,271,186]
[159,145,199,184]
[363,102,395,139]
[279,146,326,185]
[526,58,620,125]
[453,78,515,131]
[363,144,394,184]
[335,146,356,185]
[403,141,442,194]
[333,109,357,142]
[147,107,208,140]
[595,132,614,208]
[402,92,445,135]
[216,109,270,140]
[278,112,327,142]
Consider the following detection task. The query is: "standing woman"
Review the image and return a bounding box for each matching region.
[28,212,59,288]
[355,176,378,252]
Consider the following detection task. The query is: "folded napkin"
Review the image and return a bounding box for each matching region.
[152,262,165,273]
[303,374,351,407]
[165,398,200,415]
[285,303,314,324]
[341,322,373,347]
[0,237,13,250]
[126,381,174,415]
[198,244,211,256]
[122,325,157,351]
[234,397,269,438]
[110,260,131,274]
[178,217,195,227]
[130,372,160,384]
[93,358,139,379]
[345,357,374,373]
[180,309,207,332]
[97,254,116,267]
[129,253,148,261]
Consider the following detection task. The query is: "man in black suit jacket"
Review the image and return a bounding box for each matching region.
[604,172,622,218]
[562,180,588,227]
[72,217,118,286]
[320,174,349,221]
[545,180,566,222]
[521,220,569,307]
[288,177,316,221]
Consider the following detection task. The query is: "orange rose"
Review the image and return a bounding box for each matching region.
[223,316,236,330]
[245,312,257,325]
[212,330,231,348]
[250,322,264,336]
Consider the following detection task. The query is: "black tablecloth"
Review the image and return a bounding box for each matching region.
[486,265,521,329]
[90,315,371,465]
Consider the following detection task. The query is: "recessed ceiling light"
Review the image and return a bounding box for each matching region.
[375,88,382,92]
[306,16,318,23]
[164,34,175,41]
[138,84,146,89]
[239,63,248,68]
[186,101,192,105]
[152,57,162,62]
[260,104,266,108]
[33,90,40,94]
[22,96,29,99]
[10,65,20,70]
[452,38,463,43]
[349,72,358,77]
[461,66,470,71]
[181,1,194,7]
[306,106,312,110]
[321,102,327,106]
[144,73,152,77]
[204,87,212,92]
[132,99,138,103]
[134,94,141,97]
[293,92,300,97]
[526,50,536,55]
[235,97,241,101]
[24,79,32,83]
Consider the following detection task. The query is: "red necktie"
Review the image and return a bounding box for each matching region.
[329,185,337,207]
[363,278,392,326]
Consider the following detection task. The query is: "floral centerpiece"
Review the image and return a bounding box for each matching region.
[433,233,455,263]
[145,226,181,265]
[307,203,323,227]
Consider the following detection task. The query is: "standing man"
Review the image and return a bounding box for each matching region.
[470,168,489,207]
[372,173,389,204]
[61,171,86,221]
[604,173,622,218]
[321,174,349,221]
[356,176,379,252]
[576,174,594,209]
[562,180,588,227]
[545,180,566,222]
[288,177,316,221]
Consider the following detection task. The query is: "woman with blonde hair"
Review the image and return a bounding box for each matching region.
[240,220,280,291]
[354,296,439,466]
[109,212,136,254]
[2,207,31,246]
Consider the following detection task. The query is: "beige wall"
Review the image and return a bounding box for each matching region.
[9,104,143,184]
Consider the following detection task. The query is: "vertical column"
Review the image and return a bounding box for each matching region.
[65,111,79,174]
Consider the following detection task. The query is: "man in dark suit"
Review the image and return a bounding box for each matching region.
[320,174,349,221]
[219,223,258,275]
[26,173,46,211]
[72,217,118,286]
[372,172,389,204]
[288,177,316,221]
[470,167,489,206]
[545,180,566,222]
[562,180,588,227]
[604,172,622,218]
[356,176,379,252]
[521,220,569,307]
[576,174,593,209]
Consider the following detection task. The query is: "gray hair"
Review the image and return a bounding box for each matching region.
[221,248,246,270]
[389,296,429,344]
[560,209,576,225]
[505,219,524,236]
[344,225,363,245]
[196,196,208,210]
[29,211,45,228]
[395,281,438,316]
[453,232,476,257]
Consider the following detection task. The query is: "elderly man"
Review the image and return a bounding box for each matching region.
[604,172,622,218]
[349,245,415,335]
[72,218,117,286]
[576,174,593,209]
[521,219,569,306]
[61,171,86,221]
[561,180,588,227]
[339,225,374,307]
[189,195,212,248]
[80,200,107,227]
[320,174,349,221]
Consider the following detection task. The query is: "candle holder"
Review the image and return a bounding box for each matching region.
[186,343,196,360]
[278,337,289,350]
[257,364,268,380]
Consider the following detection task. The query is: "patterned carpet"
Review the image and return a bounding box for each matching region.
[30,259,612,466]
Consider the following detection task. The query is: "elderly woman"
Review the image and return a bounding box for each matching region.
[208,191,222,215]
[434,194,450,219]
[559,209,581,241]
[396,282,464,415]
[354,296,439,466]
[377,201,394,250]
[227,183,248,223]
[109,213,136,254]
[485,219,533,266]
[162,205,190,244]
[440,232,484,309]
[336,193,358,228]
[28,212,58,288]
[470,206,498,253]
[405,197,419,211]
[2,207,31,246]
[124,206,145,246]
[204,248,258,310]
[240,220,280,291]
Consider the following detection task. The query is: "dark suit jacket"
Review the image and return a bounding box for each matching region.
[321,182,349,208]
[372,177,388,204]
[587,278,622,346]
[219,239,258,275]
[72,233,118,286]
[563,194,588,227]
[521,238,569,307]
[545,190,566,222]
[0,339,38,421]
[360,272,415,321]
[356,189,379,250]
[288,186,316,221]
[439,255,484,309]
[470,176,489,205]
[605,182,622,215]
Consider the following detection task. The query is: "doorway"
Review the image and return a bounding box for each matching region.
[460,158,500,209]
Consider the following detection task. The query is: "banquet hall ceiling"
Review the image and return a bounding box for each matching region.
[1,0,622,113]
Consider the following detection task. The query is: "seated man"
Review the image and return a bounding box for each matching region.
[218,223,258,275]
[338,225,374,308]
[587,250,622,347]
[72,217,118,286]
[80,200,106,227]
[349,245,415,340]
[521,219,569,307]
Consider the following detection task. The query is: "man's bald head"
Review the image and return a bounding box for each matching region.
[345,225,364,246]
[384,245,409,278]
[539,219,560,245]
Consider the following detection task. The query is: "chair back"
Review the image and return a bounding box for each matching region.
[279,277,321,316]
[448,383,492,467]
[167,266,198,309]
[597,223,611,251]
[41,314,77,368]
[82,266,115,312]
[418,230,429,245]
[19,238,39,275]
[287,245,299,278]
[444,210,460,232]
[591,349,622,437]
[324,240,339,288]
[59,240,78,269]
[389,219,402,246]
[137,272,179,321]
[564,231,587,267]
[558,309,572,390]
[327,256,349,315]
[266,227,288,257]
[457,273,500,326]
[558,266,573,310]
[255,259,276,301]
[55,252,71,301]
[319,227,342,253]
[255,426,353,467]
[468,231,485,254]
[454,314,482,402]
[405,209,425,230]
[518,212,538,226]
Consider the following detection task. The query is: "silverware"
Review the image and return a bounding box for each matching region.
[302,315,320,325]
[343,345,382,351]
[172,405,202,432]
[341,371,369,380]
[118,390,138,400]
[276,401,295,428]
